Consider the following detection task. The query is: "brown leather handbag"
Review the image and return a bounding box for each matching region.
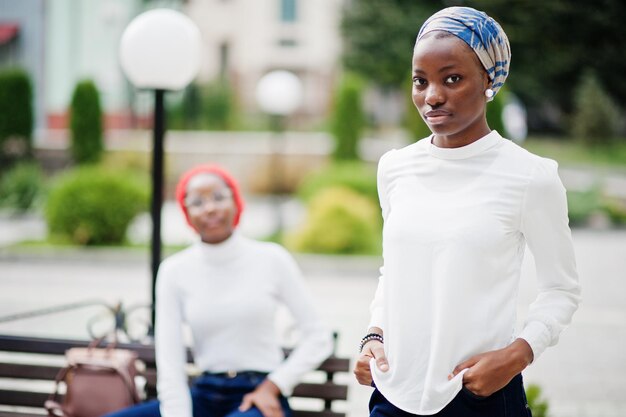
[45,339,141,417]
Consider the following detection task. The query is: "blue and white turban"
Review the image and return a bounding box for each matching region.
[416,6,511,101]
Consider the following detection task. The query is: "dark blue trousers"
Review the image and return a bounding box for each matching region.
[369,374,532,417]
[104,372,292,417]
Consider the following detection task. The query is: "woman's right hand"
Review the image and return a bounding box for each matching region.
[353,340,388,386]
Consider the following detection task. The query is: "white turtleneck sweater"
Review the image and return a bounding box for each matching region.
[155,233,333,417]
[369,131,581,415]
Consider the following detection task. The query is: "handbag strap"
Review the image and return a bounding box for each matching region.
[45,365,72,417]
[111,362,141,404]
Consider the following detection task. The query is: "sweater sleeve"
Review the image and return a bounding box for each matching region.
[267,247,333,396]
[368,151,393,330]
[155,261,193,417]
[517,158,582,360]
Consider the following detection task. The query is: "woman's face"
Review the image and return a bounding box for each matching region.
[412,33,491,145]
[184,174,237,244]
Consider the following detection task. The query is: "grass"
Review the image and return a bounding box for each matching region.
[521,136,626,168]
[11,238,188,256]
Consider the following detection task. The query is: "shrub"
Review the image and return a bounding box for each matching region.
[571,71,620,147]
[46,167,148,245]
[525,384,549,417]
[330,74,365,160]
[566,187,603,226]
[603,198,626,226]
[0,68,33,164]
[70,80,103,164]
[297,162,378,204]
[0,162,45,213]
[286,187,381,254]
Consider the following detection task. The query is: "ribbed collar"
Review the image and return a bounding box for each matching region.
[428,130,502,160]
[195,231,245,265]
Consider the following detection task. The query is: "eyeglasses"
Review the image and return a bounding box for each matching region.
[184,190,233,210]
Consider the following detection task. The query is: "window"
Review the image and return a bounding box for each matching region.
[278,39,297,47]
[219,43,229,77]
[281,0,297,22]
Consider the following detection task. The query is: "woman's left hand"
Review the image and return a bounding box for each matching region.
[449,338,534,397]
[239,379,284,417]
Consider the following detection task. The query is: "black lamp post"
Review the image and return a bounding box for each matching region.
[149,89,165,328]
[119,9,201,334]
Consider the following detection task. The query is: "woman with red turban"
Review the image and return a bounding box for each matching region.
[107,165,333,417]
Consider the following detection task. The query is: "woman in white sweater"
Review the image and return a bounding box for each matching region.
[107,165,333,417]
[353,6,581,417]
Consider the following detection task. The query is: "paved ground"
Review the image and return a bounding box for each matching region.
[1,219,625,417]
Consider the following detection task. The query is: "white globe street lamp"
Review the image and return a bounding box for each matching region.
[255,70,303,116]
[255,70,303,234]
[119,9,201,330]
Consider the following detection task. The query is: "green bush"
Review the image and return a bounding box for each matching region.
[566,187,603,226]
[286,187,381,254]
[0,162,45,213]
[297,161,378,204]
[330,74,365,160]
[571,71,620,147]
[603,198,626,226]
[70,80,103,164]
[0,68,33,164]
[525,384,549,417]
[46,167,148,245]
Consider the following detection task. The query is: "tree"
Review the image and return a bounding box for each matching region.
[571,70,620,146]
[70,80,103,164]
[342,0,626,132]
[330,74,365,160]
[464,0,626,124]
[341,0,440,88]
[0,68,33,165]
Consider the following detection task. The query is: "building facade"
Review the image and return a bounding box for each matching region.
[1,0,344,132]
[185,0,344,124]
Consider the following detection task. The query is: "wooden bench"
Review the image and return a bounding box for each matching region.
[0,334,351,417]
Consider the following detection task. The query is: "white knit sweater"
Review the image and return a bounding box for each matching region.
[155,233,333,417]
[369,131,581,414]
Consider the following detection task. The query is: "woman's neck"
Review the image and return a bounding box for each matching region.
[432,122,491,149]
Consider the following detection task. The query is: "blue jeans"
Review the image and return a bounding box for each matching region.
[104,372,292,417]
[369,374,532,417]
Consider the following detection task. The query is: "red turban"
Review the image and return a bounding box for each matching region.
[175,164,245,229]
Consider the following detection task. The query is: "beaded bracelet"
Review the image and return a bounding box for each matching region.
[358,333,384,353]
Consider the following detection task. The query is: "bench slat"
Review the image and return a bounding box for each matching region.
[316,358,350,373]
[292,411,346,417]
[291,383,348,401]
[138,375,348,402]
[0,336,348,373]
[0,391,49,409]
[0,412,45,417]
[0,363,59,380]
[0,335,158,362]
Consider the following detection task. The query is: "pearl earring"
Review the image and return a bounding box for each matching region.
[484,89,495,98]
